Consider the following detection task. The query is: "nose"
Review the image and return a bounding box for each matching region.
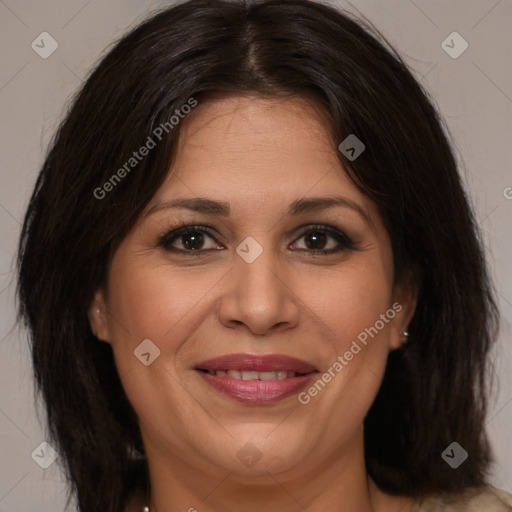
[216,249,300,336]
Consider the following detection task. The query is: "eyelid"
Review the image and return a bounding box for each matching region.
[290,223,356,252]
[157,224,222,252]
[157,222,356,254]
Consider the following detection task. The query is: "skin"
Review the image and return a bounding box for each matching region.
[89,95,417,512]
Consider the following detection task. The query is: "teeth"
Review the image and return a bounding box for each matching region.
[207,370,299,380]
[241,371,259,380]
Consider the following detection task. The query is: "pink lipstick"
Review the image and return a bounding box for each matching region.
[195,353,318,404]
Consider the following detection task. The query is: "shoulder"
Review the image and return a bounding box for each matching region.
[413,486,512,512]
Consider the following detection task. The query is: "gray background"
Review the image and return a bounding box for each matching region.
[0,1,511,510]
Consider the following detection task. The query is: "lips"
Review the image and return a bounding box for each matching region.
[195,353,318,374]
[195,353,318,404]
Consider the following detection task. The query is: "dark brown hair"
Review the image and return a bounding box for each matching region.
[17,0,498,510]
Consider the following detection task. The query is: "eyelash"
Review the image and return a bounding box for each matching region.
[157,223,356,256]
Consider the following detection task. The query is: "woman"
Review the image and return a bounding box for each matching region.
[16,0,512,511]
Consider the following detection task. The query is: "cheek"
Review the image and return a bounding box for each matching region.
[310,258,393,346]
[299,255,394,410]
[105,262,211,437]
[107,260,218,350]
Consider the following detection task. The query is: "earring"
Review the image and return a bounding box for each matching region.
[401,330,409,345]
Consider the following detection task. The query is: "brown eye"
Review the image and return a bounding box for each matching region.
[290,225,355,254]
[304,230,327,250]
[181,231,205,250]
[158,226,223,253]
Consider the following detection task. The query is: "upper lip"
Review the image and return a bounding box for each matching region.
[195,353,318,374]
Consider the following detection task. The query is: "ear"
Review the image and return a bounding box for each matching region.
[389,271,418,351]
[87,289,111,343]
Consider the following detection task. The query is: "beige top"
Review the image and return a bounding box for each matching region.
[125,486,512,511]
[411,486,512,511]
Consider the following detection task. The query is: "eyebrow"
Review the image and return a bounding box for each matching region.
[145,195,372,226]
[145,197,230,218]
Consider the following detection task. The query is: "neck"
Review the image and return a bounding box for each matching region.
[137,428,414,512]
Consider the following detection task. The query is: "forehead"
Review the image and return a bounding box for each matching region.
[176,94,335,165]
[151,95,375,217]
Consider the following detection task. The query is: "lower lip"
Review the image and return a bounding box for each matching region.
[196,371,317,404]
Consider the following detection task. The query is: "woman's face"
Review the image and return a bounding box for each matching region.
[90,95,415,482]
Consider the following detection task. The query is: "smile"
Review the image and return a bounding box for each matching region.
[195,353,318,404]
[202,369,300,379]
